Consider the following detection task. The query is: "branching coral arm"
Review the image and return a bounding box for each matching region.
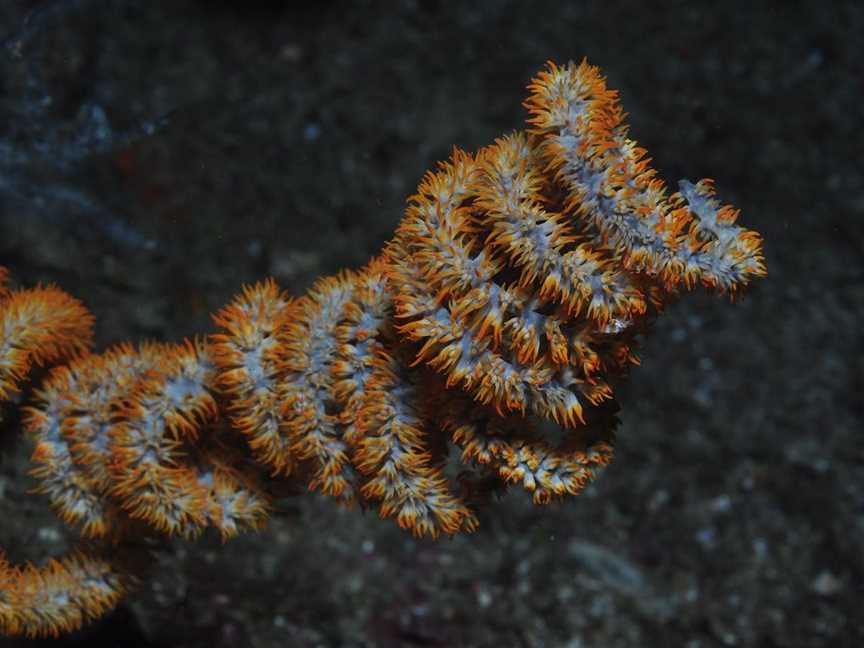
[0,58,767,638]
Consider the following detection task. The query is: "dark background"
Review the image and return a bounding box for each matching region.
[1,1,861,646]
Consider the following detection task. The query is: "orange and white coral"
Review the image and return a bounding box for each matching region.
[0,273,93,401]
[0,269,134,638]
[0,59,765,638]
[25,339,271,541]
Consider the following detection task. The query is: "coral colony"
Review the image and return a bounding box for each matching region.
[0,61,764,637]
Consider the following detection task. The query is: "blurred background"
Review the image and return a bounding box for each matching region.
[0,1,861,646]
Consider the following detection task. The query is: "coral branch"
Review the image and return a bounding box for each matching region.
[0,282,93,401]
[0,550,135,639]
[0,59,765,638]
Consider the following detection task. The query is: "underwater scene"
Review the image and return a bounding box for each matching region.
[0,1,860,646]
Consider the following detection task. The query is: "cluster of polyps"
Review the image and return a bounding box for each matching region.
[0,60,764,638]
